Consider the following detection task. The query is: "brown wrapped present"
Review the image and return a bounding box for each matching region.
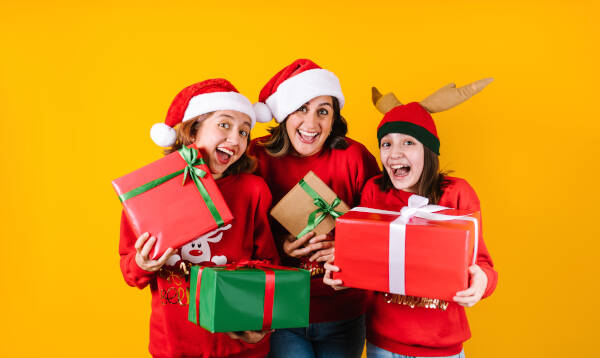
[271,171,350,239]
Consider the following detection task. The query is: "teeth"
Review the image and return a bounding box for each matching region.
[217,147,233,156]
[298,129,319,137]
[391,165,408,169]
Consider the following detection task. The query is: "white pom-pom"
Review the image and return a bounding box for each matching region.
[253,102,273,123]
[150,123,177,147]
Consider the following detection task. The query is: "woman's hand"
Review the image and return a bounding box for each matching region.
[323,252,348,291]
[453,264,488,307]
[134,232,175,272]
[225,330,270,344]
[282,232,333,259]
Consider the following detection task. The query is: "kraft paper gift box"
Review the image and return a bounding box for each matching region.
[188,262,310,333]
[112,145,233,260]
[332,195,479,301]
[270,171,350,239]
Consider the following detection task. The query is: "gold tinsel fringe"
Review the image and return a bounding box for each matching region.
[383,293,449,310]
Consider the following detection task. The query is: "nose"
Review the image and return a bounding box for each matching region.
[390,145,405,159]
[226,129,242,147]
[303,110,319,127]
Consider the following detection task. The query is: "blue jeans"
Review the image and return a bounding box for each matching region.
[268,314,366,358]
[366,342,465,358]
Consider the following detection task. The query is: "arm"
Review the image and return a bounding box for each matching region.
[451,179,498,305]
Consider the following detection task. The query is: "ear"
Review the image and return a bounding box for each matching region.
[206,232,224,243]
[372,87,403,114]
[420,78,494,113]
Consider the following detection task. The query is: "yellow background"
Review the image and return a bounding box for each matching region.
[1,0,598,356]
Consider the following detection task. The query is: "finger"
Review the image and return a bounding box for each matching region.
[156,247,175,266]
[323,271,343,287]
[308,234,330,244]
[324,262,340,272]
[453,295,477,305]
[288,232,315,250]
[316,254,334,263]
[134,232,150,252]
[455,287,477,297]
[310,248,334,262]
[303,241,335,257]
[140,236,157,259]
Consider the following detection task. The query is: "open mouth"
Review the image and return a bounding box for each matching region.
[391,164,410,177]
[216,147,234,165]
[297,129,320,144]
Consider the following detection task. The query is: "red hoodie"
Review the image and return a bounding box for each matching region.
[119,173,280,358]
[249,136,381,323]
[362,175,498,357]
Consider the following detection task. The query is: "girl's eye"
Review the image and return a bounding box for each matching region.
[404,140,414,145]
[318,108,329,115]
[240,130,249,137]
[296,105,307,113]
[219,122,230,129]
[381,142,390,147]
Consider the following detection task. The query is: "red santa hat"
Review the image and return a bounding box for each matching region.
[150,78,269,147]
[377,102,440,155]
[255,59,345,123]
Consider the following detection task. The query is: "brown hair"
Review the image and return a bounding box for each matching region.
[259,96,348,157]
[164,113,256,176]
[375,146,451,204]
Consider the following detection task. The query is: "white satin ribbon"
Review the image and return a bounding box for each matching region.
[350,194,479,295]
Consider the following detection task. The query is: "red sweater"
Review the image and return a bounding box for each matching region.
[249,136,381,323]
[362,175,498,357]
[119,173,280,358]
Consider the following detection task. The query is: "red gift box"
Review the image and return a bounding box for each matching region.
[112,146,233,260]
[332,195,479,301]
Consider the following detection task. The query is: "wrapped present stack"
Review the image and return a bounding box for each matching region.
[112,145,233,259]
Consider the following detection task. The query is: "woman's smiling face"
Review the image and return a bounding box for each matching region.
[380,132,425,192]
[193,110,251,179]
[285,95,334,157]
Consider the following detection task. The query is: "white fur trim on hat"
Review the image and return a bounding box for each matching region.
[265,68,345,123]
[150,122,177,147]
[253,102,273,123]
[183,91,256,127]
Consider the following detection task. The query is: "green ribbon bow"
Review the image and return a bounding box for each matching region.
[118,146,225,227]
[296,178,343,238]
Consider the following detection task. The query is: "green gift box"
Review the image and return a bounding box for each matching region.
[188,262,310,333]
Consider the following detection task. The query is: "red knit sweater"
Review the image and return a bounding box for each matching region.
[362,175,498,357]
[119,173,280,358]
[249,136,381,323]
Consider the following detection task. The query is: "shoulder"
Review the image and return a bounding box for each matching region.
[332,137,377,163]
[441,176,480,210]
[249,136,270,156]
[364,174,383,191]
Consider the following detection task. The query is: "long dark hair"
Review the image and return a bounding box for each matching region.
[375,146,451,204]
[259,96,348,157]
[165,114,256,176]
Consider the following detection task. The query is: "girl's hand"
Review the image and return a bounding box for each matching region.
[308,234,335,262]
[323,253,348,291]
[225,330,271,344]
[282,232,332,258]
[134,232,175,272]
[453,264,488,307]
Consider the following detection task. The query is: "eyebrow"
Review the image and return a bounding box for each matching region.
[318,102,332,107]
[217,114,234,119]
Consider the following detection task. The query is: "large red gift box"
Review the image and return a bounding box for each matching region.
[112,146,233,260]
[332,195,479,301]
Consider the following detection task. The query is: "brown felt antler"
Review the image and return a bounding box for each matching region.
[372,78,494,114]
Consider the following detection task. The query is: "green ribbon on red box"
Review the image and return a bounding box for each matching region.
[296,178,344,238]
[118,146,224,227]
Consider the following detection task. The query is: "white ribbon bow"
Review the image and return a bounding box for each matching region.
[350,194,478,295]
